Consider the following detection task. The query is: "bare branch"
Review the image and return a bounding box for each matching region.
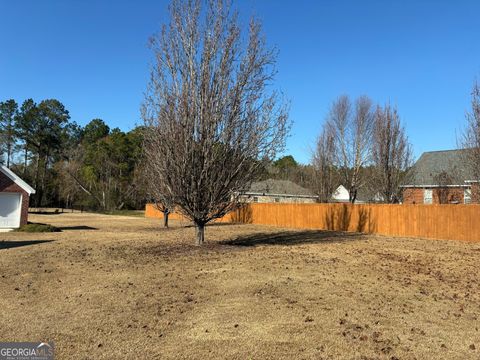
[322,95,374,203]
[371,104,413,203]
[460,80,480,180]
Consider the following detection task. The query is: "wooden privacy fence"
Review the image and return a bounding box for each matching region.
[145,203,480,242]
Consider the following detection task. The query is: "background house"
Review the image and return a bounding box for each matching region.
[401,149,479,204]
[240,179,318,203]
[0,165,35,229]
[331,185,350,202]
[331,185,384,203]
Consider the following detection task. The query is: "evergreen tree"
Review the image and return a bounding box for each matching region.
[0,99,19,167]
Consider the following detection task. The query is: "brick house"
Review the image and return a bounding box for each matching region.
[401,149,480,204]
[240,179,318,203]
[0,165,35,229]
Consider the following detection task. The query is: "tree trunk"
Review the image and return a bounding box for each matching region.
[40,153,49,207]
[349,188,357,204]
[6,143,10,168]
[195,222,205,246]
[163,209,169,228]
[23,145,28,177]
[102,191,106,210]
[34,154,41,207]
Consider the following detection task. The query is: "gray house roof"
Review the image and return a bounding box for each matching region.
[244,179,316,197]
[405,149,473,186]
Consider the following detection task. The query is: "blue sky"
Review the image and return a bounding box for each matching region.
[1,0,479,163]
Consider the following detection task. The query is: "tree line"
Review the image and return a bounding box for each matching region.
[0,98,146,210]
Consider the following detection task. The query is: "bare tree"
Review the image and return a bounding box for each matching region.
[312,123,337,202]
[157,203,171,228]
[143,160,174,228]
[433,171,455,204]
[460,81,480,181]
[142,0,289,244]
[324,95,374,203]
[59,148,108,210]
[371,104,413,203]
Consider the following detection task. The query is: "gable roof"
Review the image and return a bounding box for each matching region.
[332,185,349,201]
[0,165,36,195]
[405,149,473,186]
[245,179,316,197]
[332,184,383,203]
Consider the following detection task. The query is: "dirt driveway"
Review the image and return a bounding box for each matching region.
[0,213,479,359]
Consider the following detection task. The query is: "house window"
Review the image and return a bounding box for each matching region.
[253,196,258,203]
[423,189,433,204]
[464,189,472,204]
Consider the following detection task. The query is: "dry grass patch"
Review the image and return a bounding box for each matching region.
[0,212,479,359]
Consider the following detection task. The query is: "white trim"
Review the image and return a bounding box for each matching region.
[464,188,472,204]
[423,189,433,204]
[0,165,36,194]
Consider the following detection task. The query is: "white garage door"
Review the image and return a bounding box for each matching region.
[0,193,22,228]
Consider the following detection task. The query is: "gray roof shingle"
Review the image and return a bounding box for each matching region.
[245,179,315,196]
[406,149,473,186]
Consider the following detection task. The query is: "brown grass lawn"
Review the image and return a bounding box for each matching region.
[0,213,479,359]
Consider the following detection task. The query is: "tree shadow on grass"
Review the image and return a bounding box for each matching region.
[28,211,62,215]
[0,240,55,250]
[181,222,236,229]
[221,229,366,247]
[58,226,98,231]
